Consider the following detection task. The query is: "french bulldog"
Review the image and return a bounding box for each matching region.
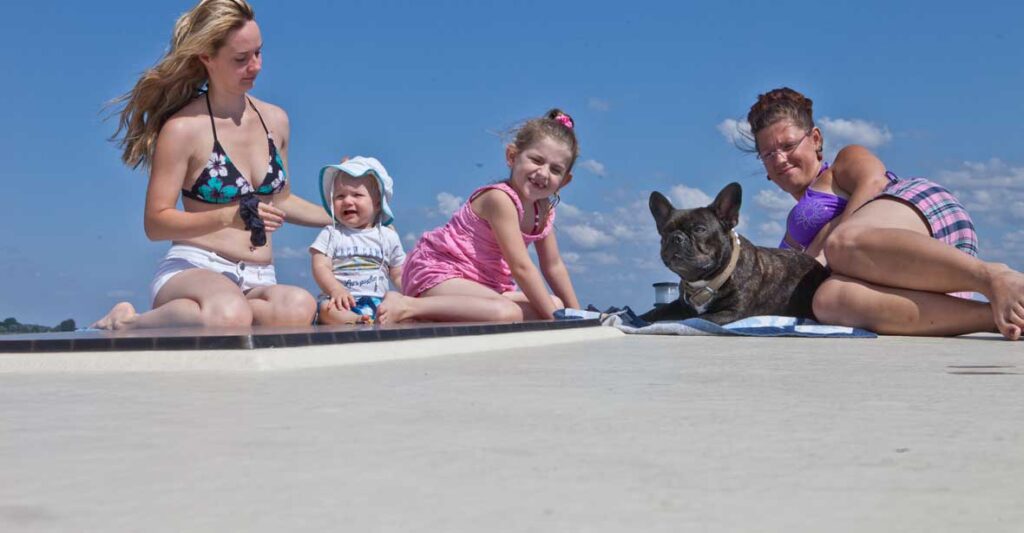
[640,182,830,325]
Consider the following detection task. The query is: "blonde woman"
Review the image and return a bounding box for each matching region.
[93,0,330,330]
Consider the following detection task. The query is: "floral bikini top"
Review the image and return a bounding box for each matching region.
[181,93,288,204]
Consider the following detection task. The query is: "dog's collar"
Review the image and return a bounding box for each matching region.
[683,230,741,311]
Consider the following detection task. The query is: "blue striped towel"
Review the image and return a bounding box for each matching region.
[555,307,876,338]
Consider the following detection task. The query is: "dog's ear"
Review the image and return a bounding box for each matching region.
[710,182,742,230]
[649,191,675,231]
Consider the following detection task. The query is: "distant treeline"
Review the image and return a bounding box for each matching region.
[1,317,77,335]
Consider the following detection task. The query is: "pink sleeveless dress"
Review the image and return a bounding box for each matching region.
[401,183,556,297]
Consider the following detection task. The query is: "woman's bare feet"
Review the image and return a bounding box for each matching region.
[376,292,412,325]
[90,302,139,330]
[986,264,1024,340]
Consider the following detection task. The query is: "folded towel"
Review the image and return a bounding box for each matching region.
[555,307,875,338]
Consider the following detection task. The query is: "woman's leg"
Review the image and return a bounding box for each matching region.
[91,269,253,330]
[501,291,565,320]
[813,274,996,336]
[246,285,317,326]
[376,278,523,324]
[820,199,1024,338]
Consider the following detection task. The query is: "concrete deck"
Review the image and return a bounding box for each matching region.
[2,331,1022,532]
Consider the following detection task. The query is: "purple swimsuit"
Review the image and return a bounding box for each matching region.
[780,163,978,260]
[781,162,847,251]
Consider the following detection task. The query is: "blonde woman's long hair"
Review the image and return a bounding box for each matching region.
[110,0,255,169]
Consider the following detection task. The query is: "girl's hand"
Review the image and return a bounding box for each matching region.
[258,201,286,233]
[329,287,355,310]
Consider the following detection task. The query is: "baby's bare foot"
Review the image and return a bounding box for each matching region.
[376,292,411,325]
[90,302,138,330]
[987,264,1024,340]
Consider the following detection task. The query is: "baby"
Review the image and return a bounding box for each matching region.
[309,157,405,324]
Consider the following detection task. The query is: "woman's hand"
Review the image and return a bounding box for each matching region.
[258,201,286,233]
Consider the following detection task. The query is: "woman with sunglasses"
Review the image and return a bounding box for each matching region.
[747,87,1024,340]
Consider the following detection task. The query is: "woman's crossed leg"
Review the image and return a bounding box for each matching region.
[814,198,1024,339]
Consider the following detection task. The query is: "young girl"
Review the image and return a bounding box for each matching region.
[747,87,1024,339]
[377,109,581,324]
[310,157,405,324]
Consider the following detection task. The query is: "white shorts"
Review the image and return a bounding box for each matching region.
[150,245,277,303]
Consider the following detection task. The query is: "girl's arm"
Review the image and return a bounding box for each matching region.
[143,118,240,241]
[803,145,890,258]
[535,230,580,309]
[265,104,333,228]
[476,190,557,319]
[386,227,405,291]
[389,265,404,291]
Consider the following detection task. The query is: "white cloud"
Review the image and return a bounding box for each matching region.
[819,117,892,148]
[434,192,463,218]
[668,185,712,209]
[551,197,656,250]
[987,229,1024,266]
[563,224,615,249]
[586,251,621,265]
[936,159,1024,223]
[561,251,586,273]
[758,221,784,239]
[611,198,660,240]
[717,118,752,148]
[557,202,584,221]
[611,224,637,239]
[276,246,308,259]
[937,158,1024,189]
[753,189,795,219]
[580,159,607,177]
[620,198,652,221]
[735,214,749,233]
[588,97,610,112]
[403,232,419,248]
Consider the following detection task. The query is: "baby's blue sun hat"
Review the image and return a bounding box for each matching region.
[318,156,394,226]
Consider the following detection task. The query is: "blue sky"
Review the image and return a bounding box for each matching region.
[2,1,1023,325]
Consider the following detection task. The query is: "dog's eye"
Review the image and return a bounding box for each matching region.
[693,224,707,235]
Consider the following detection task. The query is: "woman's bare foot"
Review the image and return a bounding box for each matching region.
[90,302,138,330]
[986,264,1024,340]
[376,292,412,325]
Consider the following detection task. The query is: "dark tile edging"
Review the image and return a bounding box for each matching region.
[0,320,602,353]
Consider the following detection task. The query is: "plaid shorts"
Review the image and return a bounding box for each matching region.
[876,176,978,257]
